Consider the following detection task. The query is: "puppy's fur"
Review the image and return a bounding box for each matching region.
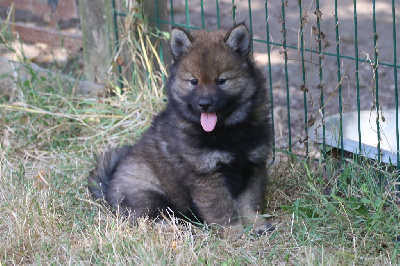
[88,23,273,236]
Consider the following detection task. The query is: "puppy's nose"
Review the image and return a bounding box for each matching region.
[199,98,212,112]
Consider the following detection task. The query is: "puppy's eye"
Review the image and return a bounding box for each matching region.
[216,78,226,85]
[190,78,198,85]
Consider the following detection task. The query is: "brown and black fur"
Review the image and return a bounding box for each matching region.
[88,23,273,236]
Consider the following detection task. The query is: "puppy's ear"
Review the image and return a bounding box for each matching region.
[224,23,251,56]
[170,27,194,60]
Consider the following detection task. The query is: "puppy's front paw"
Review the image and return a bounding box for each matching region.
[223,225,245,240]
[254,222,275,236]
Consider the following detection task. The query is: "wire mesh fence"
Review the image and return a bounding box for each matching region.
[111,0,399,169]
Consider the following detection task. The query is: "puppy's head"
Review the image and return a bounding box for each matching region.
[168,24,258,132]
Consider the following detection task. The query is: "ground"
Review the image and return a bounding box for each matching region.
[1,1,400,264]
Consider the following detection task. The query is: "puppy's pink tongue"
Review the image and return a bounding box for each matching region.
[201,113,217,132]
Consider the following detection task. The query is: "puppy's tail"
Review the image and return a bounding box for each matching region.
[87,146,132,200]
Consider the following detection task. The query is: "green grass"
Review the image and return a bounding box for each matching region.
[1,10,400,265]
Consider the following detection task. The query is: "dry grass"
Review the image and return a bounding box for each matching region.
[1,8,400,265]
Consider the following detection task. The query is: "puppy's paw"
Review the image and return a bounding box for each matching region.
[223,225,245,240]
[254,222,275,236]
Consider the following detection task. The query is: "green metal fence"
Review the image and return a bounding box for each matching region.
[111,0,400,169]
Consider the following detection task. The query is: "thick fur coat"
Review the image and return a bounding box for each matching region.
[88,23,273,235]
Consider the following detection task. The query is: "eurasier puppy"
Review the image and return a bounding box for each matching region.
[88,23,273,237]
